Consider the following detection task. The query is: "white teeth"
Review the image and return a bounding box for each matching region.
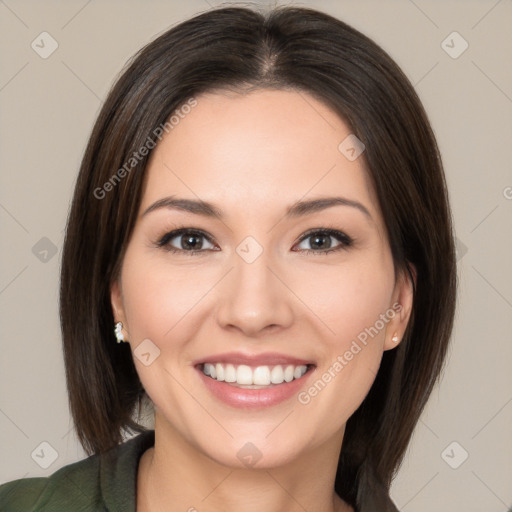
[201,363,309,386]
[270,365,284,384]
[293,366,304,379]
[253,366,271,385]
[236,365,253,385]
[224,364,236,382]
[284,365,295,382]
[215,363,224,381]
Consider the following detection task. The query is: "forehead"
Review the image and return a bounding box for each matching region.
[140,88,383,229]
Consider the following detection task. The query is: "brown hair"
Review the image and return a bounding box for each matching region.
[60,5,456,508]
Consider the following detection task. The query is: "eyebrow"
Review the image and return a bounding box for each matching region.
[141,195,373,221]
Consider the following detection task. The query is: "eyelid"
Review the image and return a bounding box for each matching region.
[156,227,217,251]
[295,227,353,246]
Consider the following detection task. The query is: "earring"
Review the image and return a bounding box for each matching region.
[114,321,128,343]
[391,333,399,344]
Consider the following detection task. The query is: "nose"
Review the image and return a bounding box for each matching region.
[215,249,294,338]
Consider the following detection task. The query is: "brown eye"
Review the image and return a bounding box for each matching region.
[294,229,353,255]
[157,229,216,253]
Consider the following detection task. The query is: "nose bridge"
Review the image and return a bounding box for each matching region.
[215,236,294,335]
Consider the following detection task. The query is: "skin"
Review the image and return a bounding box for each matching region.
[111,88,414,512]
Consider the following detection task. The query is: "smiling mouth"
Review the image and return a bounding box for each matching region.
[198,362,315,388]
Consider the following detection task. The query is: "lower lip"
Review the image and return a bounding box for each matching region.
[196,366,315,409]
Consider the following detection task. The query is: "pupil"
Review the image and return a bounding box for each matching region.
[183,234,201,250]
[312,234,330,249]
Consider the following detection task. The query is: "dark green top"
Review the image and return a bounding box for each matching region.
[0,430,155,512]
[0,429,399,511]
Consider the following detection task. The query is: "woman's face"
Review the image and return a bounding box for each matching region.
[111,88,413,468]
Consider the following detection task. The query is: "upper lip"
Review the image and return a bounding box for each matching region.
[194,352,315,367]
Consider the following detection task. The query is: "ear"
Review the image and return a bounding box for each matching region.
[384,262,416,351]
[110,279,129,338]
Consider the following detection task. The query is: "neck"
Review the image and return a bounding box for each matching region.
[137,410,352,512]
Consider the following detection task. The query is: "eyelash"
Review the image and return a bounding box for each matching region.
[155,225,354,256]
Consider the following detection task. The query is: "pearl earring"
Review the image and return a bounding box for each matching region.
[114,321,128,343]
[391,333,399,344]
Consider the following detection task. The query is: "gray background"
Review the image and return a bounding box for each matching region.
[1,1,511,510]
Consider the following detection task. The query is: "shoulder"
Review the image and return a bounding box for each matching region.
[0,429,155,512]
[0,452,103,511]
[0,477,48,511]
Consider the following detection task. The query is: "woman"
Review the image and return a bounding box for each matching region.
[0,5,456,511]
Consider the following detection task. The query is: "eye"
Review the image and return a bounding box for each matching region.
[156,228,217,254]
[293,228,354,255]
[156,226,354,256]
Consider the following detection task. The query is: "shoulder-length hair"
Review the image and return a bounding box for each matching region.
[60,5,456,507]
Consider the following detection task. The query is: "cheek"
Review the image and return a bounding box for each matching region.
[120,253,209,343]
[118,251,206,413]
[291,256,393,412]
[293,256,394,348]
